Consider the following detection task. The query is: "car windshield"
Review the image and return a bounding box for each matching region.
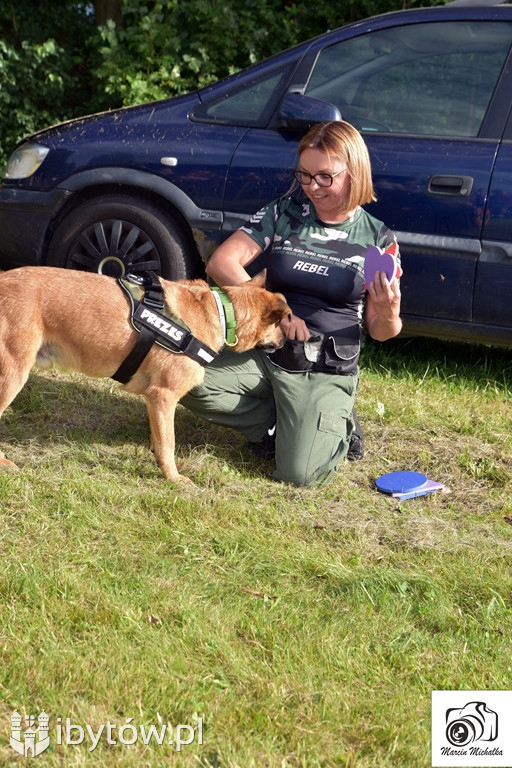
[305,20,512,136]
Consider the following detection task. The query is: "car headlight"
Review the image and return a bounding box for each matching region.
[3,143,49,179]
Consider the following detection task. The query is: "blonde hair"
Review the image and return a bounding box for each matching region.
[297,120,376,210]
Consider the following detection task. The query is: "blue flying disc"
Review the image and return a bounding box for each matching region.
[376,471,428,495]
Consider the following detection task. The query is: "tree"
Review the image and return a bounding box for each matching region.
[94,0,123,27]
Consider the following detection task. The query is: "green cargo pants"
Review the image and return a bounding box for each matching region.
[180,348,358,487]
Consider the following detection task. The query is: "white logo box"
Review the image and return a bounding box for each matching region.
[432,691,512,767]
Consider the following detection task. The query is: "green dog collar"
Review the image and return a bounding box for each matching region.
[211,287,237,347]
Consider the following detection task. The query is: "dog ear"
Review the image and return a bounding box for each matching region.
[266,296,291,325]
[248,270,267,288]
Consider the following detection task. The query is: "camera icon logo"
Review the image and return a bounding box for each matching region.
[445,701,498,748]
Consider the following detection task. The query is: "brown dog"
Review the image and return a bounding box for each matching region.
[0,267,291,482]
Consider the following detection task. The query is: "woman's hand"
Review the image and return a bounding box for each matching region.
[366,270,402,341]
[280,314,311,341]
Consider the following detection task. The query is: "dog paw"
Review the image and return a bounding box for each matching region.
[173,474,195,485]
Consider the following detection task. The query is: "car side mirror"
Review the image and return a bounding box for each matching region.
[276,93,342,130]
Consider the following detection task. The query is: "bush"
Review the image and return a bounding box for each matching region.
[0,0,102,167]
[93,0,305,106]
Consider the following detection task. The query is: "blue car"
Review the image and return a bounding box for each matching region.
[1,2,512,346]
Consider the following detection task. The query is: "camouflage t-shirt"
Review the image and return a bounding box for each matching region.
[240,196,398,374]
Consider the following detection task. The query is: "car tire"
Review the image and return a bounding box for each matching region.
[47,195,198,279]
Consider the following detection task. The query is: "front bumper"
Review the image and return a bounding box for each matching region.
[0,186,71,268]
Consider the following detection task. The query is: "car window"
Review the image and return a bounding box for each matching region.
[192,66,293,127]
[305,21,512,137]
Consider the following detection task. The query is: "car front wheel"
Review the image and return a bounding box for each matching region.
[47,195,198,279]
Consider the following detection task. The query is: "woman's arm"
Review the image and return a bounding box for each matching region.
[365,270,402,341]
[206,229,311,341]
[206,231,263,287]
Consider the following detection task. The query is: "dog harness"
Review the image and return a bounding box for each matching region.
[112,273,230,384]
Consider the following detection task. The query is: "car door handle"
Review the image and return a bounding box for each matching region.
[427,174,474,197]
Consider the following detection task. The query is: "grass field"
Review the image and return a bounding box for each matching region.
[0,336,511,767]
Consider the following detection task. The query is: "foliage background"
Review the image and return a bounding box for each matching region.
[0,0,441,168]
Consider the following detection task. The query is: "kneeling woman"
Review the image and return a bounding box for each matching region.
[182,120,402,487]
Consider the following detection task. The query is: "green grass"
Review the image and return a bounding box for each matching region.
[0,337,511,767]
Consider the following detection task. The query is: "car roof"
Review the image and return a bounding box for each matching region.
[446,0,510,6]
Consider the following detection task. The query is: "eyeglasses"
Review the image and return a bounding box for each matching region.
[293,168,347,187]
